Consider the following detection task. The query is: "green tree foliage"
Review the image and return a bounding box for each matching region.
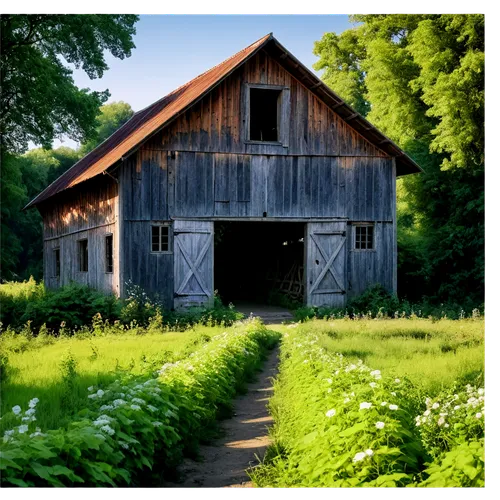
[0,102,134,281]
[314,15,484,303]
[79,101,134,154]
[0,14,139,154]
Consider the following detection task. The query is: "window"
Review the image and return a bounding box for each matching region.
[354,225,374,250]
[249,87,282,142]
[78,239,88,272]
[105,234,113,273]
[53,248,60,278]
[151,225,170,253]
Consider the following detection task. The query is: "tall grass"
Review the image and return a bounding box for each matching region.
[284,319,484,395]
[0,324,227,433]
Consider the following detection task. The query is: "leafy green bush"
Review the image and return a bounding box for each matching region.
[0,320,280,487]
[293,285,484,322]
[251,329,426,487]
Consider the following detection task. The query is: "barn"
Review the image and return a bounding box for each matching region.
[26,34,421,310]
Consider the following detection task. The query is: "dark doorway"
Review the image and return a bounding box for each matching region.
[214,221,305,306]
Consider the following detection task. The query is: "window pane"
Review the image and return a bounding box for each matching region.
[151,226,160,252]
[160,226,169,252]
[105,235,113,273]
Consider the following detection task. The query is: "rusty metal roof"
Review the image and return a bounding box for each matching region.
[26,33,421,209]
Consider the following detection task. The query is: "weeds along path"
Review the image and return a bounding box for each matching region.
[164,344,280,488]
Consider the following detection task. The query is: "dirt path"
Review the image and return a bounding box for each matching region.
[164,346,279,488]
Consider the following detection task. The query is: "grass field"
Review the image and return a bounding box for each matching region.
[0,324,227,433]
[284,318,484,394]
[251,317,485,487]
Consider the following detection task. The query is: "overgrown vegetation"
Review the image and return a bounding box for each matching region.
[250,321,484,487]
[0,320,280,486]
[294,284,483,322]
[0,278,243,334]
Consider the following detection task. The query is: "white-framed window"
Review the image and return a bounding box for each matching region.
[105,234,113,273]
[151,224,172,253]
[354,224,375,250]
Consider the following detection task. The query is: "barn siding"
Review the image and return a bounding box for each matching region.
[40,177,119,295]
[143,50,387,158]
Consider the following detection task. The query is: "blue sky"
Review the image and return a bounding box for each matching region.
[57,15,352,148]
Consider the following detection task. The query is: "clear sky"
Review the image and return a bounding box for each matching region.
[56,14,352,148]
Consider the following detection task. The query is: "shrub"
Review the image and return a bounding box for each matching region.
[0,320,280,487]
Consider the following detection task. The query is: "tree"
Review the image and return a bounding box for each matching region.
[314,15,484,304]
[79,101,134,154]
[0,14,139,153]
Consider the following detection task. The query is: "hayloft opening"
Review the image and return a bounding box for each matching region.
[249,88,281,142]
[214,221,305,306]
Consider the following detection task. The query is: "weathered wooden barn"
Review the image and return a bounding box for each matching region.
[26,34,421,310]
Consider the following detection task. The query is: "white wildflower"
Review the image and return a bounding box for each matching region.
[394,378,401,384]
[475,413,483,419]
[453,405,461,411]
[437,417,445,426]
[381,402,387,407]
[100,405,114,412]
[375,421,385,429]
[113,399,126,407]
[119,441,129,449]
[130,404,141,411]
[432,402,440,409]
[425,398,431,406]
[353,452,366,463]
[327,378,332,384]
[18,425,29,434]
[96,389,105,398]
[423,409,431,416]
[365,449,374,456]
[444,423,449,428]
[325,409,336,418]
[327,388,332,393]
[359,402,372,410]
[101,425,115,436]
[28,398,39,408]
[370,370,381,377]
[25,408,36,417]
[389,404,398,411]
[152,421,163,427]
[391,392,396,396]
[94,433,106,440]
[12,405,22,416]
[88,393,98,399]
[369,382,377,388]
[478,388,484,396]
[132,398,146,405]
[147,405,159,412]
[88,386,94,392]
[344,398,350,403]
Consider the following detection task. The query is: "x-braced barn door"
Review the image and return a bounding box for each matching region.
[173,220,214,309]
[305,221,347,308]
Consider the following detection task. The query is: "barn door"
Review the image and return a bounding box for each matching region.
[173,220,214,309]
[305,221,347,308]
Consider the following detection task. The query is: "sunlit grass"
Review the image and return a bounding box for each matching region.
[0,324,226,432]
[284,318,484,395]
